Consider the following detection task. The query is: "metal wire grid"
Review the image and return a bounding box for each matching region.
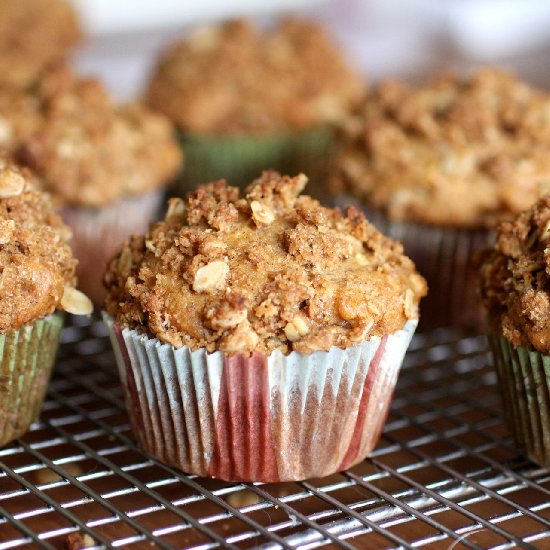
[0,317,548,549]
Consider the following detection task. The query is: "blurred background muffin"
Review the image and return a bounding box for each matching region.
[329,68,550,328]
[103,171,426,481]
[0,0,82,90]
[0,156,91,446]
[0,65,182,304]
[145,18,363,195]
[479,196,550,467]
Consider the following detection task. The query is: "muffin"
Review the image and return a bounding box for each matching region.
[0,157,91,446]
[103,171,426,482]
[0,0,82,89]
[0,65,183,304]
[330,68,550,327]
[145,18,363,194]
[479,196,550,467]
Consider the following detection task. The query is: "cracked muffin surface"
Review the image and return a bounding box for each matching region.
[105,171,426,355]
[331,68,550,228]
[145,18,363,135]
[479,195,550,353]
[0,0,81,89]
[0,158,78,332]
[0,65,182,207]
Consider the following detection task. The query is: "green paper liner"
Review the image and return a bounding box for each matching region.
[176,126,333,196]
[489,332,550,467]
[0,314,64,447]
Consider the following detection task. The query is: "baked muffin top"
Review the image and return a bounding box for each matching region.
[105,171,426,355]
[0,65,182,207]
[0,158,91,333]
[145,18,364,135]
[0,0,81,89]
[479,195,550,352]
[331,68,550,228]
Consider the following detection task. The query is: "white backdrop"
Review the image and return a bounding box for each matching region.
[69,0,550,99]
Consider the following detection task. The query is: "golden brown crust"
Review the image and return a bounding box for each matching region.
[0,0,82,89]
[479,195,550,352]
[146,18,364,135]
[105,171,426,355]
[0,158,77,332]
[331,68,550,228]
[1,65,183,207]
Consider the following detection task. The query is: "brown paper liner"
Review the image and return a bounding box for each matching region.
[0,314,63,447]
[104,314,417,482]
[489,332,550,467]
[62,190,163,305]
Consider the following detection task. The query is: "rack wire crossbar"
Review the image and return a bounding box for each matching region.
[0,317,548,549]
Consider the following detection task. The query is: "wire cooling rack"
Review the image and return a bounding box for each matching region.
[0,316,548,549]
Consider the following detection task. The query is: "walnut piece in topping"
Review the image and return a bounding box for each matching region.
[284,316,310,342]
[206,295,247,330]
[219,319,259,354]
[193,261,229,293]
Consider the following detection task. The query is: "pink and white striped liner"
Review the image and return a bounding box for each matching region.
[103,314,417,482]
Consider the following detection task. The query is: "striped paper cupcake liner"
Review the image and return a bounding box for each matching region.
[104,314,417,482]
[331,198,492,329]
[176,126,333,196]
[489,333,550,467]
[62,190,163,305]
[0,314,64,447]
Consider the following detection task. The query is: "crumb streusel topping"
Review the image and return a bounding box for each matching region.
[331,69,550,228]
[105,171,426,355]
[479,195,550,352]
[0,0,81,89]
[0,158,84,332]
[145,18,363,135]
[0,65,182,207]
